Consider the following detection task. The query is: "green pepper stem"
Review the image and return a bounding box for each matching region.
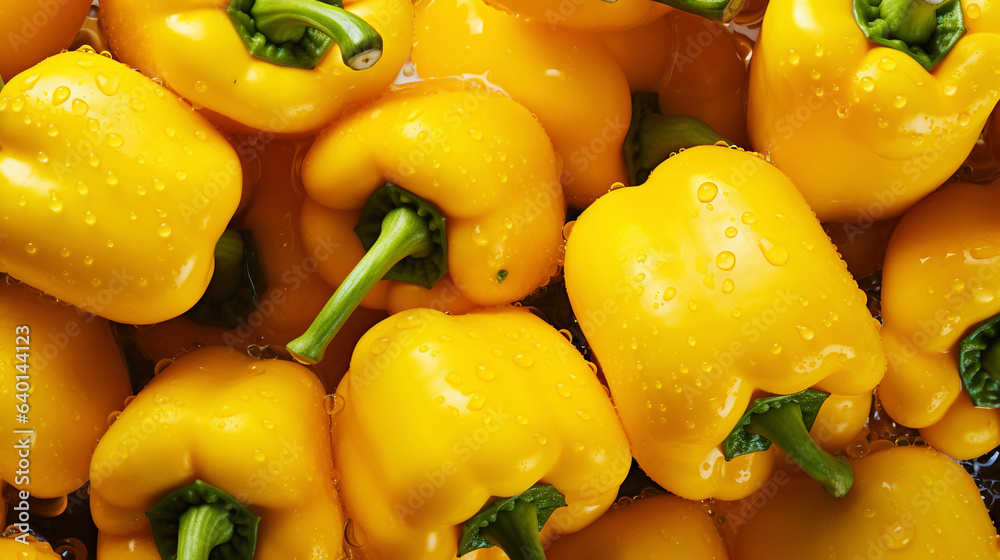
[747,403,854,498]
[480,499,547,560]
[633,113,729,177]
[649,0,746,22]
[249,0,383,70]
[879,0,940,46]
[287,207,434,364]
[176,504,235,560]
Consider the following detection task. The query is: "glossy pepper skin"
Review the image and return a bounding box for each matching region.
[481,0,668,30]
[732,446,1000,559]
[90,346,344,559]
[100,0,412,135]
[300,80,564,313]
[0,278,131,499]
[0,0,92,81]
[547,494,729,560]
[880,181,1000,460]
[599,10,750,146]
[131,140,387,390]
[564,146,885,500]
[0,50,242,324]
[748,0,1000,222]
[334,307,631,560]
[0,536,60,559]
[412,0,631,207]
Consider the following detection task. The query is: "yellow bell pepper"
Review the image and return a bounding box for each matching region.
[599,10,750,147]
[748,0,1000,222]
[90,346,344,560]
[286,80,565,363]
[732,446,1000,559]
[547,494,729,560]
[0,0,92,82]
[412,0,632,207]
[564,145,885,500]
[0,534,60,559]
[128,139,386,391]
[0,49,242,325]
[479,0,668,30]
[333,307,631,560]
[99,0,411,135]
[482,0,743,27]
[0,277,131,500]
[880,180,1000,460]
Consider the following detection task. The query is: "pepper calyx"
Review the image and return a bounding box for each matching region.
[228,0,383,70]
[853,0,965,71]
[186,229,268,330]
[146,480,259,560]
[958,312,1000,408]
[624,92,731,186]
[287,185,444,364]
[648,0,746,22]
[354,183,448,289]
[458,484,566,559]
[723,389,854,497]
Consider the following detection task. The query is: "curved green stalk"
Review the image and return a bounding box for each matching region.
[287,207,434,364]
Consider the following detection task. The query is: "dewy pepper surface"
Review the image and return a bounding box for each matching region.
[411,0,633,207]
[565,145,885,500]
[333,307,631,560]
[288,80,565,363]
[0,50,242,325]
[732,446,1000,559]
[90,346,345,560]
[99,0,411,135]
[748,0,1000,222]
[880,180,1000,460]
[0,278,131,499]
[547,494,729,560]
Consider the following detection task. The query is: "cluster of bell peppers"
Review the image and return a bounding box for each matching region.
[0,0,999,558]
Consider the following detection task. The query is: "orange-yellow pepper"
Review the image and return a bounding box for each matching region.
[880,180,1000,460]
[0,0,92,82]
[547,494,729,560]
[0,49,242,324]
[480,0,669,30]
[287,80,565,363]
[600,10,750,146]
[748,0,1000,222]
[0,534,60,559]
[412,0,631,207]
[732,446,1000,559]
[90,346,344,560]
[100,0,413,135]
[0,278,131,499]
[334,307,631,560]
[130,139,387,390]
[564,145,885,500]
